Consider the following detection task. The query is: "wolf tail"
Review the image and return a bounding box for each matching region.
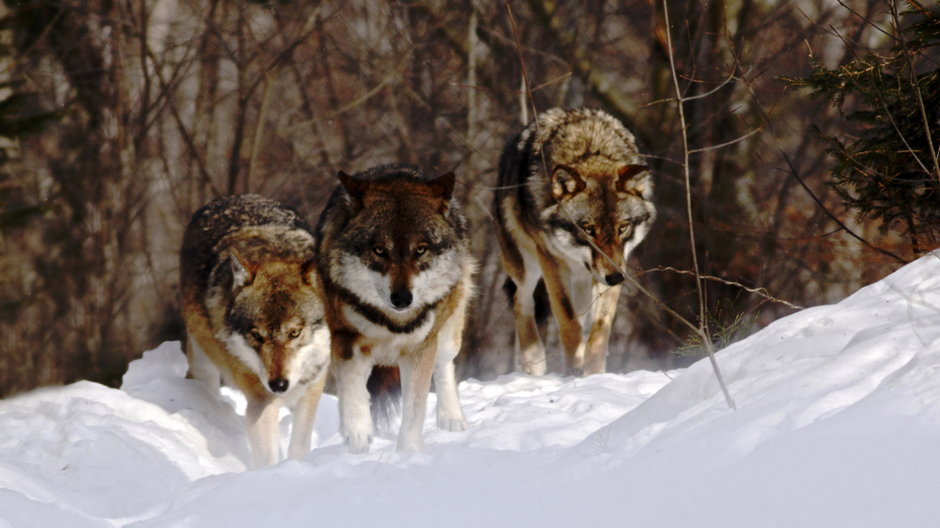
[367,366,401,432]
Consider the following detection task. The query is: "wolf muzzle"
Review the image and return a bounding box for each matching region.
[390,288,413,309]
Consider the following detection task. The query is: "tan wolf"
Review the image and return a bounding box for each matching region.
[494,108,656,376]
[179,194,330,467]
[315,164,475,453]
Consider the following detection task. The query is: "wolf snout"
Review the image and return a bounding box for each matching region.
[604,272,625,286]
[390,289,413,309]
[268,378,290,393]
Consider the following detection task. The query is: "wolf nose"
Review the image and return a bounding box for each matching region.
[268,378,289,393]
[605,272,625,286]
[390,289,413,309]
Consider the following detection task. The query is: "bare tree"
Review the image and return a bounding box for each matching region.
[0,0,919,395]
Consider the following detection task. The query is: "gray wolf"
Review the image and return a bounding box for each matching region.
[179,194,330,467]
[494,107,656,376]
[315,164,475,453]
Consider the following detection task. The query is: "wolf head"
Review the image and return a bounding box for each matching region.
[327,165,467,320]
[217,243,329,395]
[530,108,656,285]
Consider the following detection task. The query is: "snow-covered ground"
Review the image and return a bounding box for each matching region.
[1,252,939,527]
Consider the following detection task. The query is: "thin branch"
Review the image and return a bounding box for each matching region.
[143,44,218,197]
[523,0,642,134]
[836,0,897,43]
[890,0,940,187]
[647,266,805,310]
[663,0,706,329]
[467,2,479,145]
[733,44,909,265]
[679,69,739,103]
[825,23,935,178]
[688,126,763,155]
[663,0,736,411]
[530,71,575,94]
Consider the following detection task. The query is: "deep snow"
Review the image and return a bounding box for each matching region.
[1,251,938,527]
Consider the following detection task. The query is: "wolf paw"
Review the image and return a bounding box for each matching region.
[343,429,373,454]
[436,414,468,432]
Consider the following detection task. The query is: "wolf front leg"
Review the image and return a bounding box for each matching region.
[433,291,469,431]
[537,249,584,374]
[333,336,374,454]
[433,358,467,432]
[185,337,221,391]
[245,394,282,468]
[510,272,548,376]
[287,372,327,460]
[221,345,283,467]
[583,283,621,375]
[181,305,230,391]
[397,346,437,451]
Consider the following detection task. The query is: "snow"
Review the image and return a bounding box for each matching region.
[1,252,939,527]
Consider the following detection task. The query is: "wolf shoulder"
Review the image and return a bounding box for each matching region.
[182,195,316,284]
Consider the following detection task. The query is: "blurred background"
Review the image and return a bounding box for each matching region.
[0,0,936,396]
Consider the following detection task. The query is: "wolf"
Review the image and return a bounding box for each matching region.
[315,164,475,453]
[179,194,330,467]
[494,107,656,376]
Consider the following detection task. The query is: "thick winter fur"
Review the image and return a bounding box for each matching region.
[315,164,475,453]
[494,108,656,376]
[180,195,330,467]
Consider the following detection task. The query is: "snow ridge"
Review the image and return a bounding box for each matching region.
[0,252,938,527]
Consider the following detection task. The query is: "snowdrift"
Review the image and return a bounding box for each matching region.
[1,252,938,527]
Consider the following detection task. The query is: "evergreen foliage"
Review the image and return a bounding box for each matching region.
[792,2,940,254]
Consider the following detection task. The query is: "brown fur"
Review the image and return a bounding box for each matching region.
[494,108,656,376]
[180,195,330,467]
[315,164,474,453]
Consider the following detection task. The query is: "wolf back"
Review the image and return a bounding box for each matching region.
[494,108,656,375]
[180,194,330,467]
[315,164,474,453]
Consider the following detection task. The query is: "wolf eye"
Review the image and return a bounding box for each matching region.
[372,246,386,256]
[618,223,631,235]
[580,224,596,238]
[414,245,428,256]
[249,328,265,343]
[287,328,301,340]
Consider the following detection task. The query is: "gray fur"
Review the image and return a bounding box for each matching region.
[494,108,656,375]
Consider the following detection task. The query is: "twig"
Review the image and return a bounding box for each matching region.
[825,23,935,179]
[663,0,736,411]
[647,266,804,310]
[143,45,218,197]
[734,47,908,265]
[890,0,940,187]
[688,127,763,155]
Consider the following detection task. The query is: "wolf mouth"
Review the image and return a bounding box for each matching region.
[333,284,443,334]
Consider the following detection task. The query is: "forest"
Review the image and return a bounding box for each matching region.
[0,0,937,396]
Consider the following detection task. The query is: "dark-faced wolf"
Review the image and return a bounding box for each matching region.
[494,107,656,376]
[179,194,330,467]
[315,164,475,453]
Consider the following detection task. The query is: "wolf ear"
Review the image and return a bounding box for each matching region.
[551,166,584,200]
[427,172,456,213]
[338,171,368,211]
[300,257,318,286]
[428,172,455,200]
[230,250,255,289]
[616,164,649,194]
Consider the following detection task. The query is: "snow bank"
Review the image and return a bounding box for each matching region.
[0,252,938,527]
